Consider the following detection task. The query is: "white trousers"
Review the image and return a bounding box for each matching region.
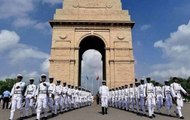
[9,97,24,120]
[25,97,35,116]
[101,96,108,107]
[176,97,184,117]
[47,97,54,114]
[36,97,47,120]
[55,96,62,114]
[147,95,155,117]
[139,96,146,114]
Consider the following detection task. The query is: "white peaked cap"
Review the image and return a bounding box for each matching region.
[17,74,23,77]
[29,78,35,80]
[41,74,47,77]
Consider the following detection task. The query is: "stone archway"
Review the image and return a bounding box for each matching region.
[49,0,135,88]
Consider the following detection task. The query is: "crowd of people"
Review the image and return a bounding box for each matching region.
[105,77,189,119]
[1,74,189,120]
[8,74,93,120]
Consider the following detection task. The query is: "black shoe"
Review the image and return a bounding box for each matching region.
[105,108,108,114]
[180,116,184,119]
[43,117,48,120]
[102,107,104,115]
[152,114,156,118]
[149,116,153,119]
[52,113,55,117]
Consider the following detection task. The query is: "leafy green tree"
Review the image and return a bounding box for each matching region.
[0,78,17,95]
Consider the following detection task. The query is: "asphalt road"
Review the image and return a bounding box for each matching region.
[0,102,190,120]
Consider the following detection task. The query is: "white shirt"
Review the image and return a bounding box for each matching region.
[25,84,36,98]
[155,86,163,97]
[11,81,26,98]
[138,84,146,98]
[145,83,155,97]
[48,83,56,97]
[35,82,49,98]
[55,84,62,98]
[99,85,109,97]
[171,82,187,99]
[162,85,172,99]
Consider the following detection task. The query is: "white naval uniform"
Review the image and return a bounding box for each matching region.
[99,85,109,107]
[171,82,187,117]
[118,89,122,108]
[124,88,129,110]
[62,86,68,110]
[134,86,139,112]
[155,86,163,112]
[138,84,146,114]
[111,91,115,107]
[47,83,55,114]
[67,88,72,109]
[24,84,36,116]
[121,89,125,109]
[54,84,63,114]
[114,90,119,108]
[162,85,173,115]
[129,87,135,111]
[35,82,49,120]
[74,89,80,108]
[145,83,156,117]
[9,81,26,120]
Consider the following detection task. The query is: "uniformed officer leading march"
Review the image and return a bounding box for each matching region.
[99,80,109,115]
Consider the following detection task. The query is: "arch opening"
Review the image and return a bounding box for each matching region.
[79,36,106,94]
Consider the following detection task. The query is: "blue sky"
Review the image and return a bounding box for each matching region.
[0,0,190,84]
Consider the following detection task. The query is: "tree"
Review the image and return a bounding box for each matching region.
[0,78,17,94]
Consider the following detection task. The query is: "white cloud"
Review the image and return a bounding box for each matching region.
[0,0,34,19]
[150,20,190,81]
[13,17,37,28]
[8,44,49,65]
[0,29,49,79]
[41,57,50,73]
[0,30,20,52]
[0,0,50,30]
[140,24,152,31]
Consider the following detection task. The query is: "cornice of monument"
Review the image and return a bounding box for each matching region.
[49,20,135,28]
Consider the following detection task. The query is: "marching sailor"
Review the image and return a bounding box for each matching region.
[47,77,56,116]
[62,82,68,111]
[124,85,129,111]
[145,77,156,118]
[9,74,26,120]
[99,80,109,115]
[54,80,63,114]
[155,82,163,113]
[138,79,146,115]
[35,74,49,120]
[24,78,36,117]
[171,77,189,119]
[162,80,173,116]
[129,83,135,111]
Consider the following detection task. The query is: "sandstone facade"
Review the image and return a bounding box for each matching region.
[49,0,135,88]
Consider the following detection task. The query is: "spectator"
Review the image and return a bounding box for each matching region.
[0,94,2,103]
[2,90,11,109]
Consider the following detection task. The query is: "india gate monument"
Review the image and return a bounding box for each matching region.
[49,0,135,88]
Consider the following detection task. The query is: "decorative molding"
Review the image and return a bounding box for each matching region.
[59,35,68,40]
[117,33,125,40]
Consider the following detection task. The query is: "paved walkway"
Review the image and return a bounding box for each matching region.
[0,103,190,120]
